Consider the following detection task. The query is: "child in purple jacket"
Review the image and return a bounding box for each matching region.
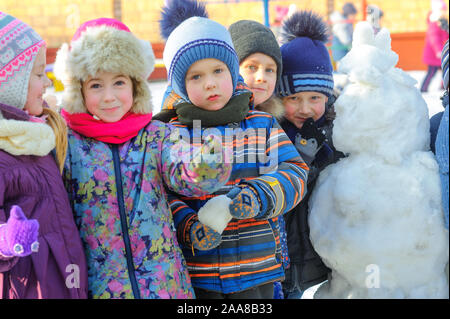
[0,12,88,299]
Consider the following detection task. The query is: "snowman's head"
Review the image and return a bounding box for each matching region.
[332,22,430,163]
[338,21,398,87]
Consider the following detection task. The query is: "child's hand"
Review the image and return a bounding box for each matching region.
[195,134,232,165]
[227,185,261,219]
[294,118,327,165]
[188,217,222,251]
[190,134,233,181]
[0,206,39,258]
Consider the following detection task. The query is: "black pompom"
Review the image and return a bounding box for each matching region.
[159,0,208,40]
[280,10,329,45]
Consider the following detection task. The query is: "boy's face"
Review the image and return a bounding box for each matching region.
[185,58,233,111]
[282,91,328,129]
[82,71,133,123]
[239,53,277,106]
[24,46,52,116]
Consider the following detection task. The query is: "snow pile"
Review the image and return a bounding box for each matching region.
[309,22,449,298]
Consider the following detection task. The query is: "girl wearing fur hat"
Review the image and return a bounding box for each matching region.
[275,11,345,299]
[0,12,88,298]
[155,0,308,299]
[54,18,232,299]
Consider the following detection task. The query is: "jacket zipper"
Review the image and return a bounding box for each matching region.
[111,145,141,299]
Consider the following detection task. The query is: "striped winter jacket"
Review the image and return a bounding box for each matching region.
[161,89,309,294]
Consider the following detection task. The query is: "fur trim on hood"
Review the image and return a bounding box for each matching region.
[54,24,154,114]
[255,96,285,120]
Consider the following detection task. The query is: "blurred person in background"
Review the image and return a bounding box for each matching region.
[420,0,449,92]
[330,2,357,69]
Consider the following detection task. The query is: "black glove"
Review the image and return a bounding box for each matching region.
[294,118,327,166]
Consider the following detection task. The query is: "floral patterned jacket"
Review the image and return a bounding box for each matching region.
[63,120,231,299]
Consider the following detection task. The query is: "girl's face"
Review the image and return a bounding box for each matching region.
[24,46,52,116]
[82,71,134,123]
[282,91,328,129]
[239,53,277,106]
[185,58,233,111]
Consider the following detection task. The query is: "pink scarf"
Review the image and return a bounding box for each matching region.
[61,109,152,144]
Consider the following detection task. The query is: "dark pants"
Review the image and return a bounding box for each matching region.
[194,283,274,299]
[282,264,305,299]
[421,65,440,92]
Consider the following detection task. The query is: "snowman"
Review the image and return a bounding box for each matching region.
[309,21,449,298]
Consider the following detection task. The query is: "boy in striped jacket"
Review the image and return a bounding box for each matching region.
[155,0,308,298]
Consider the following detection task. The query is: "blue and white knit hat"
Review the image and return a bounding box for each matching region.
[442,39,449,90]
[161,0,239,101]
[0,12,45,112]
[276,11,334,98]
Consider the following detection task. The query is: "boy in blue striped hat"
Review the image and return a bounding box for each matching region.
[275,10,344,298]
[277,10,336,167]
[155,0,309,299]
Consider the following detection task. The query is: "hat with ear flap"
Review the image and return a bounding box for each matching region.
[160,0,239,101]
[0,11,45,115]
[53,18,155,114]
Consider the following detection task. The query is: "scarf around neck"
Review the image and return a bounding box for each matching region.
[176,91,251,127]
[61,109,152,144]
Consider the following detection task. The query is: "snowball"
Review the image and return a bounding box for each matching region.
[198,195,232,234]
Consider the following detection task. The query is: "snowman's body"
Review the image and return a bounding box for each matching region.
[309,22,449,298]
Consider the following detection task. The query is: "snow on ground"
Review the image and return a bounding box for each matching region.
[45,70,446,300]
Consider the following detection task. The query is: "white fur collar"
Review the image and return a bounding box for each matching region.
[0,118,55,156]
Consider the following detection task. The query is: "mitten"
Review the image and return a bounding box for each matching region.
[294,118,327,165]
[170,133,232,184]
[227,185,261,219]
[198,195,232,234]
[0,206,39,257]
[183,215,222,251]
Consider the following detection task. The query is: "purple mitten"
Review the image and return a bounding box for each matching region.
[0,206,39,257]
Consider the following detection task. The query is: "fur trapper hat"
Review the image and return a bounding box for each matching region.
[54,18,155,114]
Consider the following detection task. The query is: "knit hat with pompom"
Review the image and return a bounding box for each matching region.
[160,0,239,101]
[276,10,334,98]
